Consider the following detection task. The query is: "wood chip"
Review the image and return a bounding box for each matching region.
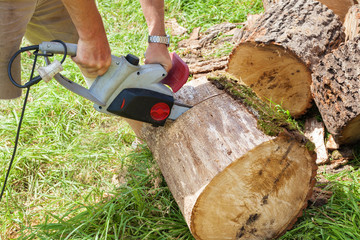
[304,118,329,165]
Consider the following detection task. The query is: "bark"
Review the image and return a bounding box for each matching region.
[227,0,344,117]
[344,4,360,41]
[311,38,360,144]
[262,0,358,22]
[178,23,240,79]
[262,0,277,10]
[134,76,317,239]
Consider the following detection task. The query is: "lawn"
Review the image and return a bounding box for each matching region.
[0,0,359,239]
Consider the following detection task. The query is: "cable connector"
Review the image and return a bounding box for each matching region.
[37,60,63,83]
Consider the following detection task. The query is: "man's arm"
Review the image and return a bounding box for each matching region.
[61,0,112,78]
[62,0,171,79]
[140,0,172,72]
[125,0,173,134]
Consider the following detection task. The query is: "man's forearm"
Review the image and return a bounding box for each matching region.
[61,0,106,41]
[139,0,172,72]
[61,0,111,78]
[139,0,166,36]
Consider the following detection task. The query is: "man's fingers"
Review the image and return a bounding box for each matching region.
[72,56,110,78]
[79,67,107,78]
[144,43,172,72]
[144,58,172,72]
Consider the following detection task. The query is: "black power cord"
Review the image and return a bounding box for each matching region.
[0,48,39,203]
[0,87,30,202]
[0,40,68,203]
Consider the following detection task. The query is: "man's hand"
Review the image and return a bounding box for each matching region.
[61,0,111,78]
[140,0,172,73]
[72,37,111,78]
[144,43,172,72]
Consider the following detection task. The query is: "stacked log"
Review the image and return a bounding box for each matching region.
[311,37,360,144]
[262,0,358,22]
[227,0,344,117]
[309,4,360,145]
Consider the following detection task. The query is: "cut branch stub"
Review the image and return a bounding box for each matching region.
[311,38,360,144]
[227,0,344,117]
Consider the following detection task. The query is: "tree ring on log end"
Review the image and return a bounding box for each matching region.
[227,42,312,117]
[190,136,316,240]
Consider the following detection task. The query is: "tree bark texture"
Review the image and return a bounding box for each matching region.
[262,0,358,22]
[135,76,317,239]
[227,0,344,118]
[344,4,360,41]
[262,0,277,10]
[311,38,360,144]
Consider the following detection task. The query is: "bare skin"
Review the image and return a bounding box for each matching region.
[140,0,172,72]
[61,0,172,78]
[61,0,111,78]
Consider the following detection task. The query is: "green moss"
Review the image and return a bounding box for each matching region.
[305,140,316,152]
[208,74,303,137]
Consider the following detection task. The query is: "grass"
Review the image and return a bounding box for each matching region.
[280,168,360,240]
[0,0,359,239]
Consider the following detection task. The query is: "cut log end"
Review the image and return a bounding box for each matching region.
[227,43,312,117]
[190,135,317,240]
[339,115,360,144]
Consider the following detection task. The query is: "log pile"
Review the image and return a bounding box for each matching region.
[227,0,344,117]
[225,0,360,145]
[124,0,360,239]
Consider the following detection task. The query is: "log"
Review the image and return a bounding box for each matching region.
[227,0,344,117]
[262,0,358,22]
[311,37,360,144]
[130,76,317,239]
[344,4,360,41]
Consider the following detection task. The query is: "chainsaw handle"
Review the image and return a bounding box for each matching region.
[39,41,77,57]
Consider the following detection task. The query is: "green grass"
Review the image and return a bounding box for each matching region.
[280,168,360,240]
[1,0,359,239]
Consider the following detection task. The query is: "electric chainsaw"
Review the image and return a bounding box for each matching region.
[8,40,191,126]
[1,41,192,203]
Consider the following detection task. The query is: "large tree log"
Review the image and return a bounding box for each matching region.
[262,0,358,22]
[311,38,360,144]
[344,4,360,41]
[227,0,344,117]
[129,76,317,239]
